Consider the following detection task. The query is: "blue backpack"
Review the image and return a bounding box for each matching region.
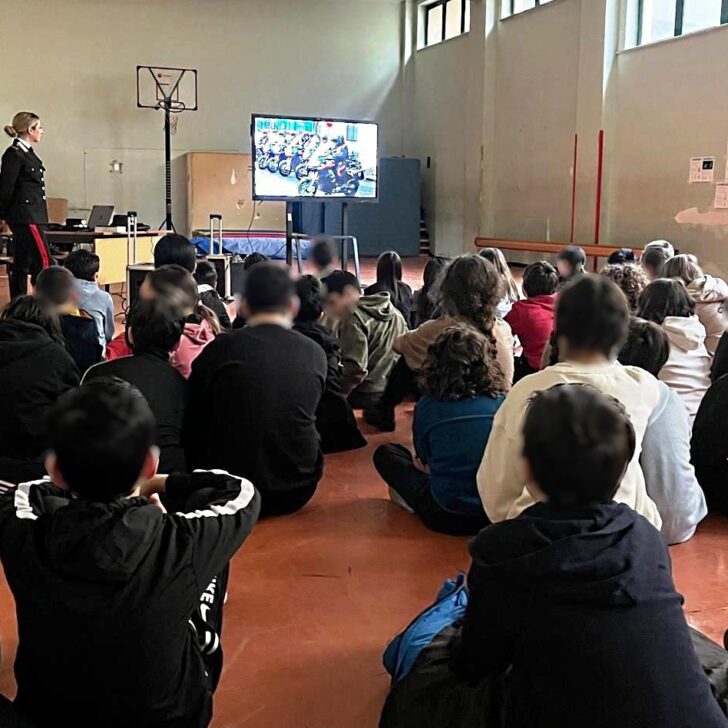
[383,574,469,683]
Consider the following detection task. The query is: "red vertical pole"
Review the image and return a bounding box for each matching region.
[594,130,605,245]
[570,133,578,243]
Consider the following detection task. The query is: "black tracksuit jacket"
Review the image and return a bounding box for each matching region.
[0,471,260,728]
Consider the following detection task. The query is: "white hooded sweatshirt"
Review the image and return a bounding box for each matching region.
[686,275,728,357]
[659,315,711,425]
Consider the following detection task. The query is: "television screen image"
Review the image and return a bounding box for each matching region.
[252,115,378,201]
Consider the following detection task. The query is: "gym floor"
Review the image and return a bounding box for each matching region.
[0,257,727,728]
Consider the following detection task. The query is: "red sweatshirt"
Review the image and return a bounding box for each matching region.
[505,294,557,370]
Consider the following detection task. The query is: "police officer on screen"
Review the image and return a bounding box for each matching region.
[0,112,52,298]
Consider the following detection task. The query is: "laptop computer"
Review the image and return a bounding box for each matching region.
[86,205,115,230]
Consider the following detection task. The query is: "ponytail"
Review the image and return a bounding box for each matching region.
[197,302,221,336]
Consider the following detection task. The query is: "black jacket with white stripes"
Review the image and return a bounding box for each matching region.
[0,470,260,728]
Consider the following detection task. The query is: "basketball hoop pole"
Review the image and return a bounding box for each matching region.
[163,102,173,231]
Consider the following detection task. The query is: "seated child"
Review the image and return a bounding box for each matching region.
[618,317,707,543]
[0,379,260,728]
[663,254,728,357]
[107,265,220,378]
[364,251,414,325]
[599,262,649,312]
[153,233,197,272]
[232,252,270,329]
[555,244,586,287]
[0,295,79,484]
[34,265,101,374]
[194,261,232,329]
[505,260,558,381]
[478,247,521,318]
[412,256,448,329]
[637,278,711,425]
[607,247,638,265]
[373,326,506,536]
[294,275,366,454]
[310,237,336,280]
[381,384,727,728]
[641,240,674,280]
[84,298,188,474]
[324,270,408,410]
[64,248,116,349]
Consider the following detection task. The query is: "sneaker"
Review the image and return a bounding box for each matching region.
[364,406,395,432]
[388,487,415,514]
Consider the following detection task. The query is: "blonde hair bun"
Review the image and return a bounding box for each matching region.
[3,125,18,138]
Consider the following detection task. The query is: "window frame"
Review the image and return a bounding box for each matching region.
[502,0,552,19]
[423,0,469,47]
[636,0,728,46]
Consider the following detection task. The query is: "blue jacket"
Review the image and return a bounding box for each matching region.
[73,279,116,349]
[414,394,504,514]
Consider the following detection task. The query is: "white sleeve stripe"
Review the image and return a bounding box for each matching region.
[14,483,39,521]
[175,471,256,520]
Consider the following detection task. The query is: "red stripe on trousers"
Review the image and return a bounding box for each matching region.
[28,224,50,269]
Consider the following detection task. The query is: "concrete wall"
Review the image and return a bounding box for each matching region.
[2,0,404,232]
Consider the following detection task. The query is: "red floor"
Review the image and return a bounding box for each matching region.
[1,257,728,727]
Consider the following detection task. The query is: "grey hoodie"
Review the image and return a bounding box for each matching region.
[641,381,707,544]
[338,292,408,396]
[73,278,116,350]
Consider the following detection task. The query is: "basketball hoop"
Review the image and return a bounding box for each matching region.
[136,65,198,230]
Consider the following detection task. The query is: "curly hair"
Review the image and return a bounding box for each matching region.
[419,326,507,401]
[599,263,649,312]
[440,255,506,382]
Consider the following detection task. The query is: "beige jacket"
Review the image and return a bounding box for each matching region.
[477,360,663,529]
[393,315,515,387]
[687,276,728,357]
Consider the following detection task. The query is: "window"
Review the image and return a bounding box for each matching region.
[422,0,470,48]
[501,0,554,20]
[637,0,728,46]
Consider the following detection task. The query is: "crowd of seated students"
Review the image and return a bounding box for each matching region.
[3,230,728,727]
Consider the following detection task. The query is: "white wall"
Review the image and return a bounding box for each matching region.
[2,0,404,232]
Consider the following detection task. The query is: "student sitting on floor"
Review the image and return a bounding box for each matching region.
[478,275,662,529]
[618,317,707,543]
[366,255,514,432]
[84,298,188,474]
[232,252,270,329]
[153,232,197,272]
[373,326,506,536]
[662,254,728,357]
[478,247,521,319]
[294,275,366,454]
[0,379,260,728]
[412,256,448,329]
[637,277,711,426]
[34,265,101,374]
[380,384,728,728]
[64,248,116,350]
[107,265,220,378]
[641,240,674,280]
[607,247,638,265]
[555,244,586,287]
[0,295,79,484]
[505,260,558,382]
[185,263,327,517]
[599,262,649,312]
[194,260,232,329]
[324,270,408,411]
[364,251,414,325]
[310,237,336,280]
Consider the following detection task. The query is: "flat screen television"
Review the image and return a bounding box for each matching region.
[251,114,379,202]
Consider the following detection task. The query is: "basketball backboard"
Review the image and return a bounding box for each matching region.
[136,66,198,111]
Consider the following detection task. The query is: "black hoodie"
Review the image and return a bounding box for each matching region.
[0,320,79,481]
[454,502,727,728]
[0,471,260,728]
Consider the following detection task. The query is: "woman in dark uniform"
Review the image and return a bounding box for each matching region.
[0,112,52,298]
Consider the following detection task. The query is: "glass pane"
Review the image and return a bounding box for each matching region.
[514,0,536,13]
[501,0,511,19]
[640,0,677,44]
[445,0,462,39]
[464,0,471,30]
[427,4,443,46]
[682,0,722,35]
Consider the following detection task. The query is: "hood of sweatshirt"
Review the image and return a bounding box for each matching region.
[183,319,216,346]
[662,315,706,352]
[356,292,398,322]
[0,320,57,367]
[73,278,102,308]
[471,502,659,606]
[27,481,163,583]
[521,293,556,313]
[687,275,728,304]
